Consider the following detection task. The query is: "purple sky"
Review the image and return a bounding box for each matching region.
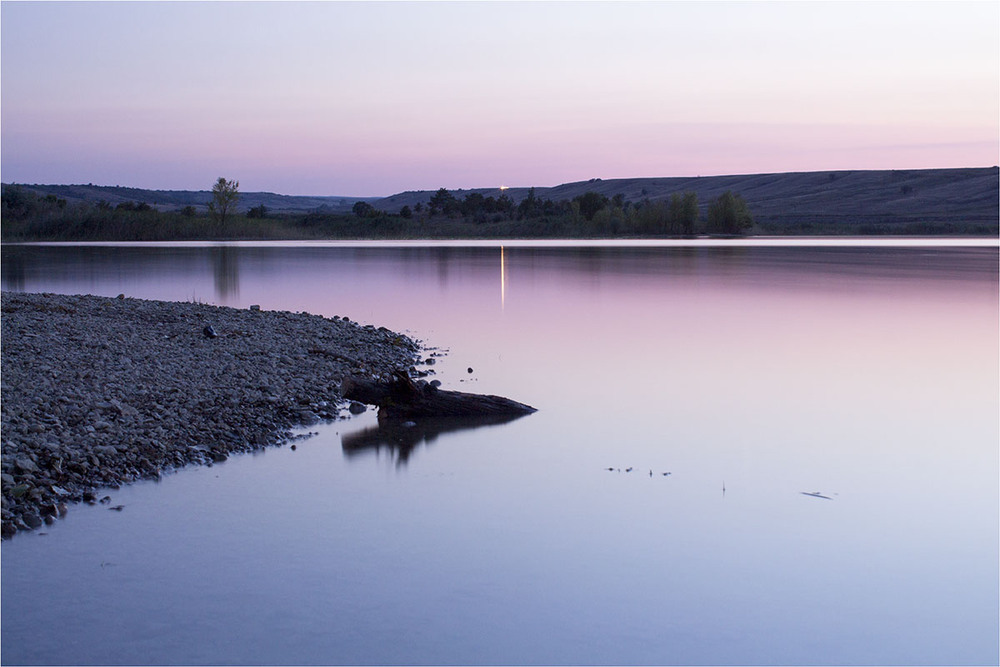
[2,1,998,196]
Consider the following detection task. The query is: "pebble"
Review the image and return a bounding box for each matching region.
[1,292,422,538]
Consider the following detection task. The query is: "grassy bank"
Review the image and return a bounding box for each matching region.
[5,209,995,242]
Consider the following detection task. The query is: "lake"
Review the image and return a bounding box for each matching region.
[2,239,998,666]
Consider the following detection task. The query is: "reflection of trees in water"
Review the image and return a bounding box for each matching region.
[341,414,527,467]
[210,246,240,302]
[1,247,26,291]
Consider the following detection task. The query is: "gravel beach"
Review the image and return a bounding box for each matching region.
[1,292,422,538]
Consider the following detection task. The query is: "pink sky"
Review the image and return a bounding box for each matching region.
[2,1,997,196]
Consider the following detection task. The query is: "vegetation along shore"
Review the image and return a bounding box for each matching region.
[2,167,996,241]
[0,292,425,538]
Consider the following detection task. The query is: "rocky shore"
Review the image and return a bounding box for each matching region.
[1,292,423,538]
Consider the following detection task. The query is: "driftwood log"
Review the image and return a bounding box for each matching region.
[341,371,537,420]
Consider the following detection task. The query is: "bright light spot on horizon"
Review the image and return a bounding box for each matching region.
[500,186,509,191]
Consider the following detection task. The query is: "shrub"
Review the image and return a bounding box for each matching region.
[706,191,753,235]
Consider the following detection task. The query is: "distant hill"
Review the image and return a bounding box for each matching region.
[7,167,998,231]
[374,167,1000,229]
[3,183,379,215]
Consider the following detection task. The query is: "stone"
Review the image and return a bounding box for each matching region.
[1,291,422,537]
[348,402,367,415]
[297,411,320,425]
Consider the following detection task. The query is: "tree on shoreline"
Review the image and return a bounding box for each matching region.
[208,177,239,226]
[352,201,376,218]
[574,191,609,221]
[670,192,699,235]
[428,188,460,217]
[707,190,753,235]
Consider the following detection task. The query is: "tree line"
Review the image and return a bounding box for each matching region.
[2,177,757,241]
[352,186,754,236]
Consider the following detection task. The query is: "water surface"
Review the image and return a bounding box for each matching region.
[2,240,997,665]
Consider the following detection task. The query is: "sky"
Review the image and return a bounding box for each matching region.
[2,1,998,196]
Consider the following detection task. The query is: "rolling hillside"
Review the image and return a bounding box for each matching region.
[4,184,379,215]
[374,167,999,230]
[7,167,998,232]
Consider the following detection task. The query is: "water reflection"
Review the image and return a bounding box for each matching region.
[0,241,996,666]
[341,414,529,466]
[210,245,239,300]
[1,248,25,290]
[500,245,506,310]
[4,243,996,308]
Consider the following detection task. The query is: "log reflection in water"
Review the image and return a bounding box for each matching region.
[341,414,527,465]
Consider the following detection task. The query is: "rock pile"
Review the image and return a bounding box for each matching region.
[1,292,421,538]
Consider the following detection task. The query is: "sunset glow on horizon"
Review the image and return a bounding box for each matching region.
[2,1,997,197]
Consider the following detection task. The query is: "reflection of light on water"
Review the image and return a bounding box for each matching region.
[500,245,506,311]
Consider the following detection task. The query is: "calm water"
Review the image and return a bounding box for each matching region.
[2,240,998,666]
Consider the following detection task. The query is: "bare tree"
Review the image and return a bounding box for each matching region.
[208,177,239,225]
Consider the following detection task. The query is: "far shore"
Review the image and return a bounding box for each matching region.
[5,235,999,246]
[4,167,998,242]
